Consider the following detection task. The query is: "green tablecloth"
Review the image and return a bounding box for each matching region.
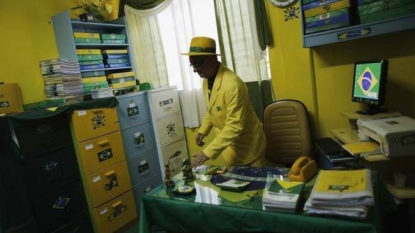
[139,173,379,233]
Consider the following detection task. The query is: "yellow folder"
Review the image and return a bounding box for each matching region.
[342,142,379,156]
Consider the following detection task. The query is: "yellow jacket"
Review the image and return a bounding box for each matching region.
[199,64,266,165]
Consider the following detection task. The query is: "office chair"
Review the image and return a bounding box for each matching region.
[262,99,314,167]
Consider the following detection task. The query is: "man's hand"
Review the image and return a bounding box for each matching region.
[192,151,209,168]
[195,133,205,147]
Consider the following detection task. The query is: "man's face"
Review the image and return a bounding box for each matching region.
[189,56,211,78]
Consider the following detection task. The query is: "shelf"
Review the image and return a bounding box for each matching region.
[303,13,415,48]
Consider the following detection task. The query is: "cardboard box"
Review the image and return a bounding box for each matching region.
[101,33,126,40]
[304,0,350,18]
[81,76,107,84]
[360,3,415,23]
[107,71,135,79]
[305,8,349,23]
[76,49,101,55]
[0,83,24,115]
[358,0,414,15]
[73,32,100,39]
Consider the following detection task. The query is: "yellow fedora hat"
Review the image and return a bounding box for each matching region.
[181,36,221,56]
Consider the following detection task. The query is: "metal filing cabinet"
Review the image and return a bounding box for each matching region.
[6,110,91,233]
[116,92,163,215]
[71,106,137,233]
[148,86,190,178]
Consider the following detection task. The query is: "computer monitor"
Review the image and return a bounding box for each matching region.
[351,59,388,115]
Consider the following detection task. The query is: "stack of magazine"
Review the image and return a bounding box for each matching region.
[304,169,374,219]
[262,179,305,213]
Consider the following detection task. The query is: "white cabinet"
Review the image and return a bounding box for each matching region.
[148,86,190,177]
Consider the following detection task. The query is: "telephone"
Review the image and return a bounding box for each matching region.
[288,156,317,182]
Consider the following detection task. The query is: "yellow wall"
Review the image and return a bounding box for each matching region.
[2,1,415,163]
[0,0,80,104]
[265,2,415,138]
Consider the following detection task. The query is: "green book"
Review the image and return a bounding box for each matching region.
[262,179,304,211]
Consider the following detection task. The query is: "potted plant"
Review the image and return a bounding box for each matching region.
[71,0,113,22]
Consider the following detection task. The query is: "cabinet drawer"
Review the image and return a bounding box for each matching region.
[10,113,72,157]
[77,131,126,175]
[86,161,132,207]
[93,190,137,233]
[150,88,181,118]
[117,92,151,129]
[31,181,87,233]
[121,122,156,158]
[127,148,161,187]
[156,113,185,146]
[132,175,162,214]
[24,146,80,194]
[161,139,189,177]
[72,107,119,142]
[54,212,93,233]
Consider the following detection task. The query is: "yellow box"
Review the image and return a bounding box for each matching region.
[304,0,350,18]
[107,71,135,79]
[101,49,128,54]
[77,131,126,175]
[76,49,102,55]
[110,81,136,89]
[71,107,120,142]
[86,161,132,207]
[82,76,107,84]
[93,190,137,233]
[0,83,23,115]
[74,32,100,39]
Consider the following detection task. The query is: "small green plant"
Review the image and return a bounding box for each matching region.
[71,0,113,20]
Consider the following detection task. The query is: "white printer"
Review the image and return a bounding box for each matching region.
[359,116,415,157]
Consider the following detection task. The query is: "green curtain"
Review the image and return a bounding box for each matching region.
[118,0,165,16]
[254,1,273,50]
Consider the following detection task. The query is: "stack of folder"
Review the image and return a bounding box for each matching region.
[106,71,136,89]
[102,49,131,68]
[73,32,101,44]
[101,33,126,44]
[77,49,105,71]
[39,58,84,104]
[304,169,374,219]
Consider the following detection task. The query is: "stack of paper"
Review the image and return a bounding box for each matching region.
[262,179,304,213]
[40,59,84,104]
[304,169,374,219]
[342,141,379,156]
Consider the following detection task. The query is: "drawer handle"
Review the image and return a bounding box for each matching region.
[112,201,122,209]
[144,185,154,193]
[98,140,109,147]
[105,170,116,177]
[92,109,104,114]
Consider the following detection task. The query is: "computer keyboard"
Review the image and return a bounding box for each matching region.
[315,137,343,155]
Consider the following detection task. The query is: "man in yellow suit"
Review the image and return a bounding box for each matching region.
[182,36,266,168]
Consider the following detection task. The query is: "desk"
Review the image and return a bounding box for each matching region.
[138,168,379,233]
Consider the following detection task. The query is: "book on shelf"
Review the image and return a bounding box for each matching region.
[304,169,374,219]
[262,179,304,213]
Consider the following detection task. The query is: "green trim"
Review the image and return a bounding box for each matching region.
[189,46,216,53]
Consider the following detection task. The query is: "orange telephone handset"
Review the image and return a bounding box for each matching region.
[288,156,317,182]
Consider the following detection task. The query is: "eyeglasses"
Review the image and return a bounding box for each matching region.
[190,56,209,69]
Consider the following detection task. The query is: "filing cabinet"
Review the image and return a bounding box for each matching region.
[116,92,163,215]
[148,86,190,178]
[71,106,137,233]
[3,109,91,233]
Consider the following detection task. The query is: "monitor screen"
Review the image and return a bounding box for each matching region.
[351,59,388,115]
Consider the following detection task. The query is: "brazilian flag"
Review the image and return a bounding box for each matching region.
[355,65,380,98]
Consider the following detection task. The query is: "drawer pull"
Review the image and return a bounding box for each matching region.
[111,201,122,209]
[105,170,116,177]
[92,109,104,114]
[98,140,110,147]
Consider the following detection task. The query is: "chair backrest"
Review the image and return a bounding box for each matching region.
[263,99,313,166]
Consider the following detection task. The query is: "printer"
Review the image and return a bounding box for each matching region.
[359,116,415,157]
